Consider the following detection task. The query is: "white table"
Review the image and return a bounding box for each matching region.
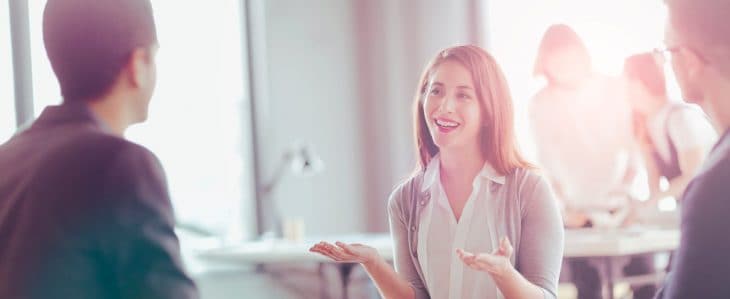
[564,228,678,257]
[198,228,679,299]
[563,228,679,299]
[198,234,392,299]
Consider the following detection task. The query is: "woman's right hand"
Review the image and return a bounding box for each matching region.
[309,241,380,266]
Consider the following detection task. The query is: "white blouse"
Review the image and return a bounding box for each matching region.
[647,103,716,163]
[418,155,505,299]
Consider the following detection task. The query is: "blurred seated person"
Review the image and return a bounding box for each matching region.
[623,52,716,216]
[529,24,655,299]
[529,24,638,229]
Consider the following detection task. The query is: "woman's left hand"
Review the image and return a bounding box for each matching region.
[456,236,514,278]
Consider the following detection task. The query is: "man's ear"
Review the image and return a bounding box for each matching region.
[681,47,707,81]
[126,47,153,88]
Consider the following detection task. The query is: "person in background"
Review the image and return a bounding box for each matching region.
[0,0,198,298]
[623,52,716,213]
[311,45,564,299]
[655,0,730,297]
[529,24,637,228]
[529,24,655,299]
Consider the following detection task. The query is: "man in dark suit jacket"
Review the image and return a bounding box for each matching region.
[656,0,730,298]
[0,0,198,298]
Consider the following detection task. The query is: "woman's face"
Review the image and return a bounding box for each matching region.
[423,60,484,152]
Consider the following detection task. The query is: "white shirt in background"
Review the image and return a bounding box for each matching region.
[418,155,505,299]
[529,75,636,213]
[647,102,717,163]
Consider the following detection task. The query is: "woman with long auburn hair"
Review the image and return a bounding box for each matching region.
[311,45,564,299]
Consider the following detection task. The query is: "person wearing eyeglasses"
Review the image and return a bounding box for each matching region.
[529,24,655,299]
[529,24,638,229]
[655,0,730,298]
[623,52,716,215]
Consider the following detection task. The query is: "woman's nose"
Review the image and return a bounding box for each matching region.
[439,94,456,113]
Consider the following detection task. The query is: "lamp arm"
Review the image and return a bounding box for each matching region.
[261,151,294,197]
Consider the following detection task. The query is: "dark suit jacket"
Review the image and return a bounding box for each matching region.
[656,129,730,299]
[0,103,199,299]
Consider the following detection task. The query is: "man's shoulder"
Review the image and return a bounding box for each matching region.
[64,129,158,167]
[60,132,160,180]
[84,134,163,187]
[1,125,160,186]
[684,152,730,208]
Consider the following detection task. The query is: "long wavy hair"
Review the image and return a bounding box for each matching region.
[413,45,533,176]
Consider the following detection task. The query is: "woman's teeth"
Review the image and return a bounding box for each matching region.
[436,119,459,128]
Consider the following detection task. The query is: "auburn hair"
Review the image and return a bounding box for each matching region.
[413,45,533,176]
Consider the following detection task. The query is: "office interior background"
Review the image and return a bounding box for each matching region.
[1,0,675,298]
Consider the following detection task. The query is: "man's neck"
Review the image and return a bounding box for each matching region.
[705,79,730,134]
[87,94,131,137]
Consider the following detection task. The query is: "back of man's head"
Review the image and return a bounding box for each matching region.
[43,0,157,103]
[666,0,730,74]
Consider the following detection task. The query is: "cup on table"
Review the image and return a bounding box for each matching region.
[283,218,305,242]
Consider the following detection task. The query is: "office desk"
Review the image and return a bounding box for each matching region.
[199,234,392,299]
[198,228,679,299]
[563,228,679,299]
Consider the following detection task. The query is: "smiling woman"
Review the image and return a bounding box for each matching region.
[311,45,564,299]
[423,61,483,155]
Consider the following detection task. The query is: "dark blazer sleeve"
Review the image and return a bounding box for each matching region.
[100,144,199,299]
[658,157,730,299]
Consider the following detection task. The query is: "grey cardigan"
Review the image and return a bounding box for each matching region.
[387,168,564,299]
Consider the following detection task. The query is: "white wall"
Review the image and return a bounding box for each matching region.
[257,0,478,236]
[190,0,481,298]
[259,0,366,235]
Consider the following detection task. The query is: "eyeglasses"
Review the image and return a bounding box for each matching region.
[652,47,680,64]
[653,45,708,64]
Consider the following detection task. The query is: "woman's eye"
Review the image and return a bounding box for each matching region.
[429,88,441,96]
[457,93,471,100]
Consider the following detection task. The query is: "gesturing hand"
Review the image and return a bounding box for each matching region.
[309,241,380,265]
[456,236,514,277]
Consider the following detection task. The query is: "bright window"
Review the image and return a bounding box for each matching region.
[486,0,671,159]
[28,0,62,113]
[487,0,675,202]
[27,0,255,238]
[129,0,253,237]
[1,3,16,142]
